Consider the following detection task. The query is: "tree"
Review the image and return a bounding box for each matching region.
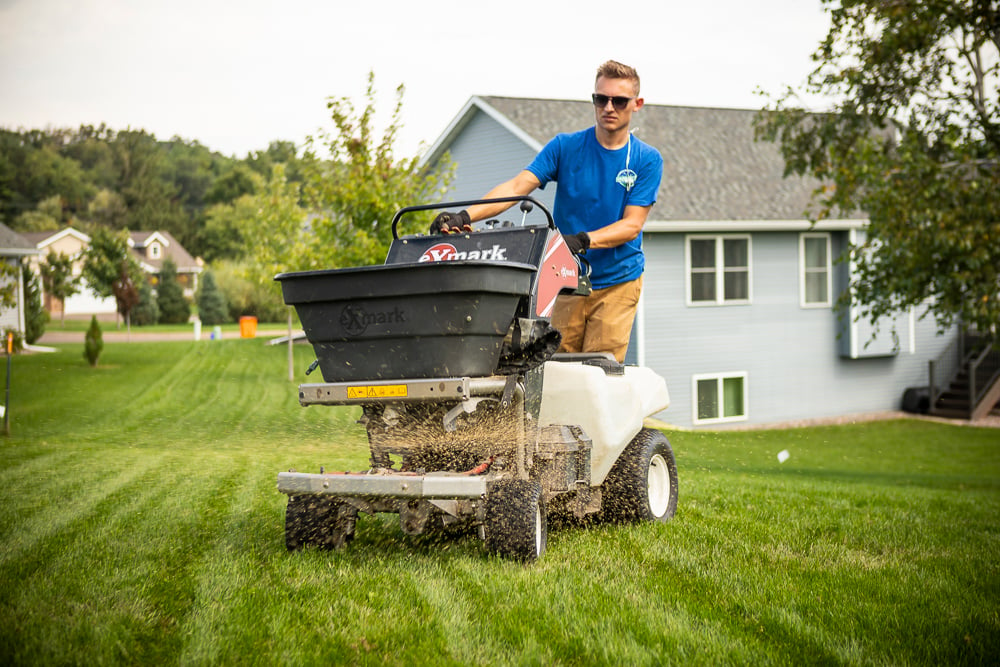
[112,260,141,332]
[756,0,1000,337]
[111,130,188,243]
[132,279,159,326]
[40,250,79,326]
[81,227,142,328]
[195,269,228,325]
[298,70,453,269]
[0,259,17,310]
[23,264,48,345]
[156,259,190,324]
[87,188,128,229]
[233,165,309,287]
[15,195,63,231]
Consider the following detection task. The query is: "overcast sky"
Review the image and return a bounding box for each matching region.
[0,0,832,158]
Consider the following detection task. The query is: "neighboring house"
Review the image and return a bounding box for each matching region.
[24,228,203,317]
[0,223,39,336]
[422,96,961,428]
[127,231,202,298]
[23,227,116,315]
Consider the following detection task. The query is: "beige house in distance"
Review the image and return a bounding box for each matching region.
[23,228,202,317]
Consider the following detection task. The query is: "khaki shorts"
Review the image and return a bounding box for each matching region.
[550,276,642,363]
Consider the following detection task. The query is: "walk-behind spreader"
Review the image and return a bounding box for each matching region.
[275,197,677,560]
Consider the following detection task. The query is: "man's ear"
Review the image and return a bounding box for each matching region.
[634,97,645,111]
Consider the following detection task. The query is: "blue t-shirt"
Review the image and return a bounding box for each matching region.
[526,127,663,289]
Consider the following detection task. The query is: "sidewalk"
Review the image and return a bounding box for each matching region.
[37,328,288,344]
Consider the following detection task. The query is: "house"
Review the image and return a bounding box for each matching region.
[23,228,202,317]
[22,227,115,315]
[127,231,202,297]
[422,96,962,428]
[0,223,39,336]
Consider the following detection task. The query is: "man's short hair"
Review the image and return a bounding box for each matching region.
[596,60,640,95]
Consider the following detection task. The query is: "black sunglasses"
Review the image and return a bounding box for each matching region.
[592,93,634,111]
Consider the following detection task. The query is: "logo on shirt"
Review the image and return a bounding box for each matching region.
[616,169,637,191]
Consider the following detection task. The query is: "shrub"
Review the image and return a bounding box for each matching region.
[133,280,159,326]
[2,328,24,354]
[156,259,190,324]
[84,316,103,367]
[212,260,287,323]
[23,266,48,345]
[195,270,228,326]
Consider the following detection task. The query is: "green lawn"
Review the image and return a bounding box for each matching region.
[2,341,998,665]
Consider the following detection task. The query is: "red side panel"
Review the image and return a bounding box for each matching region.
[535,234,580,317]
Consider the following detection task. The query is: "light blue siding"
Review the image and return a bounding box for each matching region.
[641,231,954,428]
[438,110,556,215]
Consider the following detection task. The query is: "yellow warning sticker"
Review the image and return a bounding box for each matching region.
[347,384,408,399]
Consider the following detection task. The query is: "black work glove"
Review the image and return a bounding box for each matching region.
[429,210,472,234]
[562,231,591,255]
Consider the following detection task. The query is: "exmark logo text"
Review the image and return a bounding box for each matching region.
[418,243,508,262]
[340,304,406,336]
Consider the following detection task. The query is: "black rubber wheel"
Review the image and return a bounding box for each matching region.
[483,479,547,561]
[285,495,357,551]
[600,428,678,523]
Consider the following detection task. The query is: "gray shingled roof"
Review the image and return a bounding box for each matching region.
[0,223,37,255]
[129,230,200,273]
[478,96,862,222]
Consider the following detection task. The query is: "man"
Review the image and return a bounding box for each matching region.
[431,60,663,363]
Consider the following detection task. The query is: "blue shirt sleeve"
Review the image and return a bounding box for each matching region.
[625,141,663,208]
[525,134,564,188]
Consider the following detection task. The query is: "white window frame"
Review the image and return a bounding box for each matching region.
[150,242,161,259]
[692,372,749,425]
[685,235,752,306]
[800,232,832,308]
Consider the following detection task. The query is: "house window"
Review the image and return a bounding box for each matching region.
[800,233,831,307]
[149,243,161,259]
[693,372,748,424]
[686,235,751,305]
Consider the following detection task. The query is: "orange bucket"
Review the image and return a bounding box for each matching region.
[239,316,258,338]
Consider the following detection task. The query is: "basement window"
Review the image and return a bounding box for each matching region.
[693,372,748,425]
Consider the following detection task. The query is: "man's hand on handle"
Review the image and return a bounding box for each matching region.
[562,232,591,255]
[430,210,472,234]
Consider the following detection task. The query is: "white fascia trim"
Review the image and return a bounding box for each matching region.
[1,248,39,257]
[143,231,170,247]
[645,219,868,233]
[35,227,91,249]
[419,96,544,168]
[848,228,861,359]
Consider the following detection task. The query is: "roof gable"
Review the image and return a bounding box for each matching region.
[128,231,170,249]
[0,223,39,256]
[21,227,90,250]
[429,96,865,222]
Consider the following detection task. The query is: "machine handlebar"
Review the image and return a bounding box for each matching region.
[391,196,555,240]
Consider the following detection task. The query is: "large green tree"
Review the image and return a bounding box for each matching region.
[232,72,453,298]
[298,71,453,269]
[757,0,999,336]
[81,227,143,328]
